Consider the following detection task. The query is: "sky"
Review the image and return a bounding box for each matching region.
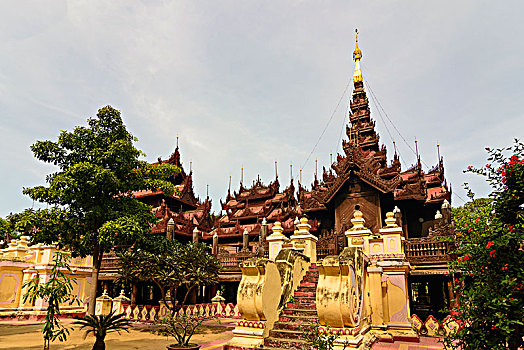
[1,1,523,218]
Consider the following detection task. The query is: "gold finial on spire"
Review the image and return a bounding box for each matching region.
[353,29,363,83]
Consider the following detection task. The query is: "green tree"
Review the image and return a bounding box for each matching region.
[23,251,79,350]
[445,140,524,350]
[118,237,221,310]
[17,106,178,315]
[0,215,22,246]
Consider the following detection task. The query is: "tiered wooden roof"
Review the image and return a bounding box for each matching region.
[133,145,213,239]
[298,39,450,213]
[204,176,318,240]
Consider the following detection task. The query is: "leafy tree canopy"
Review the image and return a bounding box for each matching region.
[15,106,179,314]
[118,236,221,310]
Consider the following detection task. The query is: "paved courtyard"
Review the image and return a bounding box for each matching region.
[371,337,444,349]
[0,319,236,350]
[0,319,444,350]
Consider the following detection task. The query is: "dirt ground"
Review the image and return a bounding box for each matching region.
[0,319,236,350]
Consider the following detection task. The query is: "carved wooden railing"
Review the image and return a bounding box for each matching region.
[405,237,452,264]
[217,251,257,271]
[317,229,347,258]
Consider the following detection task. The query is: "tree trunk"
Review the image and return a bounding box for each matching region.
[88,245,103,315]
[92,336,106,350]
[130,283,138,305]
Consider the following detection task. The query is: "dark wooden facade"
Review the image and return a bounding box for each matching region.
[101,40,455,312]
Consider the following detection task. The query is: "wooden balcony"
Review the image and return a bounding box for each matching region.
[405,237,453,265]
[100,250,121,271]
[217,251,257,272]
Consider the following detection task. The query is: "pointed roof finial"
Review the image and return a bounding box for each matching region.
[176,134,179,148]
[275,160,278,180]
[393,140,398,156]
[240,166,244,187]
[190,160,192,173]
[290,163,293,181]
[353,29,363,83]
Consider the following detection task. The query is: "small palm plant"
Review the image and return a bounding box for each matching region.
[74,311,131,350]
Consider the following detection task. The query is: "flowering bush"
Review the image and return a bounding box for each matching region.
[445,140,524,350]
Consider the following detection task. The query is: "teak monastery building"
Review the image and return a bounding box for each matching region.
[100,35,455,321]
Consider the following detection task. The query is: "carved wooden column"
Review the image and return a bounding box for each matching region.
[259,217,268,257]
[242,229,249,252]
[212,233,218,255]
[192,227,199,243]
[167,218,174,240]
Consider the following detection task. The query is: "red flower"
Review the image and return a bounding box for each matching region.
[490,250,496,258]
[487,241,494,248]
[486,163,491,168]
[458,257,462,263]
[508,225,515,231]
[491,325,497,330]
[475,218,480,223]
[464,254,470,261]
[502,264,508,272]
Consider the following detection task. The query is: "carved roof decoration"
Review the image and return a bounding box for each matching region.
[150,198,213,237]
[134,145,201,208]
[297,39,450,211]
[207,176,317,240]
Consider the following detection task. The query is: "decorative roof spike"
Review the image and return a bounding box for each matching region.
[240,166,244,188]
[353,29,363,83]
[227,175,232,200]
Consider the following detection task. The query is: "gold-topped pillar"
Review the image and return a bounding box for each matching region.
[290,217,318,263]
[266,222,288,261]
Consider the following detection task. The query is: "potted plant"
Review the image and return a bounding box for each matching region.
[74,311,131,350]
[160,313,204,350]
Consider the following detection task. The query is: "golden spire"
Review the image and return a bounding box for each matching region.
[353,29,363,83]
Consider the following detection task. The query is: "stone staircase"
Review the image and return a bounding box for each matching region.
[261,264,319,350]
